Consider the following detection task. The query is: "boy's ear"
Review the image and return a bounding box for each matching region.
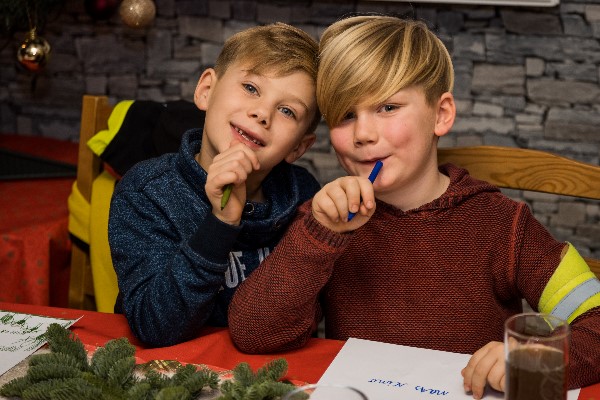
[433,92,456,137]
[284,133,316,164]
[194,69,216,111]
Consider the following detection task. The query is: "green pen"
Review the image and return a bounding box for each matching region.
[220,183,233,210]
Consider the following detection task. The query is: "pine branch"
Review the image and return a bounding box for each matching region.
[106,357,136,389]
[155,386,191,400]
[142,368,172,390]
[27,364,81,383]
[0,324,297,400]
[179,367,220,396]
[45,323,89,372]
[255,359,288,383]
[217,359,298,400]
[126,382,153,400]
[43,377,103,400]
[28,352,86,371]
[91,337,136,380]
[231,362,254,387]
[0,376,29,397]
[170,363,197,386]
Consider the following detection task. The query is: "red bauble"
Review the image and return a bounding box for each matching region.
[84,0,120,20]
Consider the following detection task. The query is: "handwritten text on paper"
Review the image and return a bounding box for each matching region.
[0,311,80,376]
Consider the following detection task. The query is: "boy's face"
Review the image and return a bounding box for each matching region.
[194,61,317,173]
[329,86,454,198]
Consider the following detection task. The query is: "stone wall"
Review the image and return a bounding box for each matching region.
[0,0,598,258]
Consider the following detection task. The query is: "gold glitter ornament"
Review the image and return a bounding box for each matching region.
[17,28,51,73]
[119,0,156,28]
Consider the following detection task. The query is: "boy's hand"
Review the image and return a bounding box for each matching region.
[461,341,505,399]
[205,141,260,225]
[312,176,376,232]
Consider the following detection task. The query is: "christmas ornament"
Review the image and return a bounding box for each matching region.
[119,0,156,29]
[84,0,119,20]
[17,28,51,73]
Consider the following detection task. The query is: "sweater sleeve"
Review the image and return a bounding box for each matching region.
[228,201,351,354]
[109,187,240,347]
[567,307,600,388]
[512,205,600,389]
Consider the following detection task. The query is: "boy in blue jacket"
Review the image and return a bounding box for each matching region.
[108,23,321,347]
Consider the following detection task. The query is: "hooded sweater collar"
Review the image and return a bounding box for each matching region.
[377,163,501,216]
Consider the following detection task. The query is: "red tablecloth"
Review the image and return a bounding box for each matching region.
[1,302,600,398]
[0,134,78,307]
[0,302,344,384]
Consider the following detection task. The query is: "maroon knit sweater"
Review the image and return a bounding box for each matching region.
[229,164,600,389]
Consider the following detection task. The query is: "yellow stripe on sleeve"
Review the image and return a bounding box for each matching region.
[539,243,600,323]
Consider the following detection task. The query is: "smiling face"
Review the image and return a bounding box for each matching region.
[194,61,318,176]
[329,86,455,210]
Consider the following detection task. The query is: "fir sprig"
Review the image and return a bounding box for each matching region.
[0,324,303,400]
[218,359,305,400]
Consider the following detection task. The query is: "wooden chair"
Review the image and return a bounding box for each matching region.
[438,145,600,279]
[69,95,113,310]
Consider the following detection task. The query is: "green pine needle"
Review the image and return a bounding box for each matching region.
[217,359,298,400]
[91,337,136,379]
[126,382,153,400]
[255,359,288,383]
[0,376,29,397]
[231,362,254,387]
[27,364,81,383]
[0,324,299,400]
[45,377,104,400]
[28,352,86,371]
[106,357,136,389]
[45,324,89,372]
[155,386,191,400]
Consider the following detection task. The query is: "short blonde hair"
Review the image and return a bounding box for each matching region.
[317,16,454,128]
[215,23,321,133]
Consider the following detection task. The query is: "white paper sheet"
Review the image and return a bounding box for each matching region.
[0,310,80,376]
[317,337,580,400]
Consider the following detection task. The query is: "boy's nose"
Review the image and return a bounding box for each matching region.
[353,115,377,146]
[249,107,270,127]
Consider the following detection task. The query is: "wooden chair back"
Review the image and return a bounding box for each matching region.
[69,95,113,310]
[438,146,600,278]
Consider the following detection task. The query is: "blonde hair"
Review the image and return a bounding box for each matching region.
[215,23,321,133]
[317,15,454,128]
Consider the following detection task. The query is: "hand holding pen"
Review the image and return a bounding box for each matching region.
[348,160,383,221]
[206,141,259,224]
[311,160,382,232]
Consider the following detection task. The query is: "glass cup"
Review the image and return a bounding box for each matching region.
[282,384,369,400]
[504,312,570,400]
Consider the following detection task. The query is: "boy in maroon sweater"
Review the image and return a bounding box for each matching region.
[228,15,600,399]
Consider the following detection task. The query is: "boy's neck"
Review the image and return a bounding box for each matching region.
[245,182,266,203]
[380,166,450,212]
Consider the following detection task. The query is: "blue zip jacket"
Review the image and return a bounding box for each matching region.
[109,129,320,347]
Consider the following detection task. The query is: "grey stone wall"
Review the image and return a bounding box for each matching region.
[0,0,598,258]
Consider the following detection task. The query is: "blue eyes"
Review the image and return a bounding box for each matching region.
[243,83,258,95]
[342,104,398,121]
[280,107,295,118]
[242,83,296,119]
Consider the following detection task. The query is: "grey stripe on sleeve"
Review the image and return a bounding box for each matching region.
[551,278,600,321]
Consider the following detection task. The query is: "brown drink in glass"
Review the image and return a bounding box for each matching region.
[504,313,570,400]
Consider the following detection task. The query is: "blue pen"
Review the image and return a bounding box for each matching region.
[348,160,383,221]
